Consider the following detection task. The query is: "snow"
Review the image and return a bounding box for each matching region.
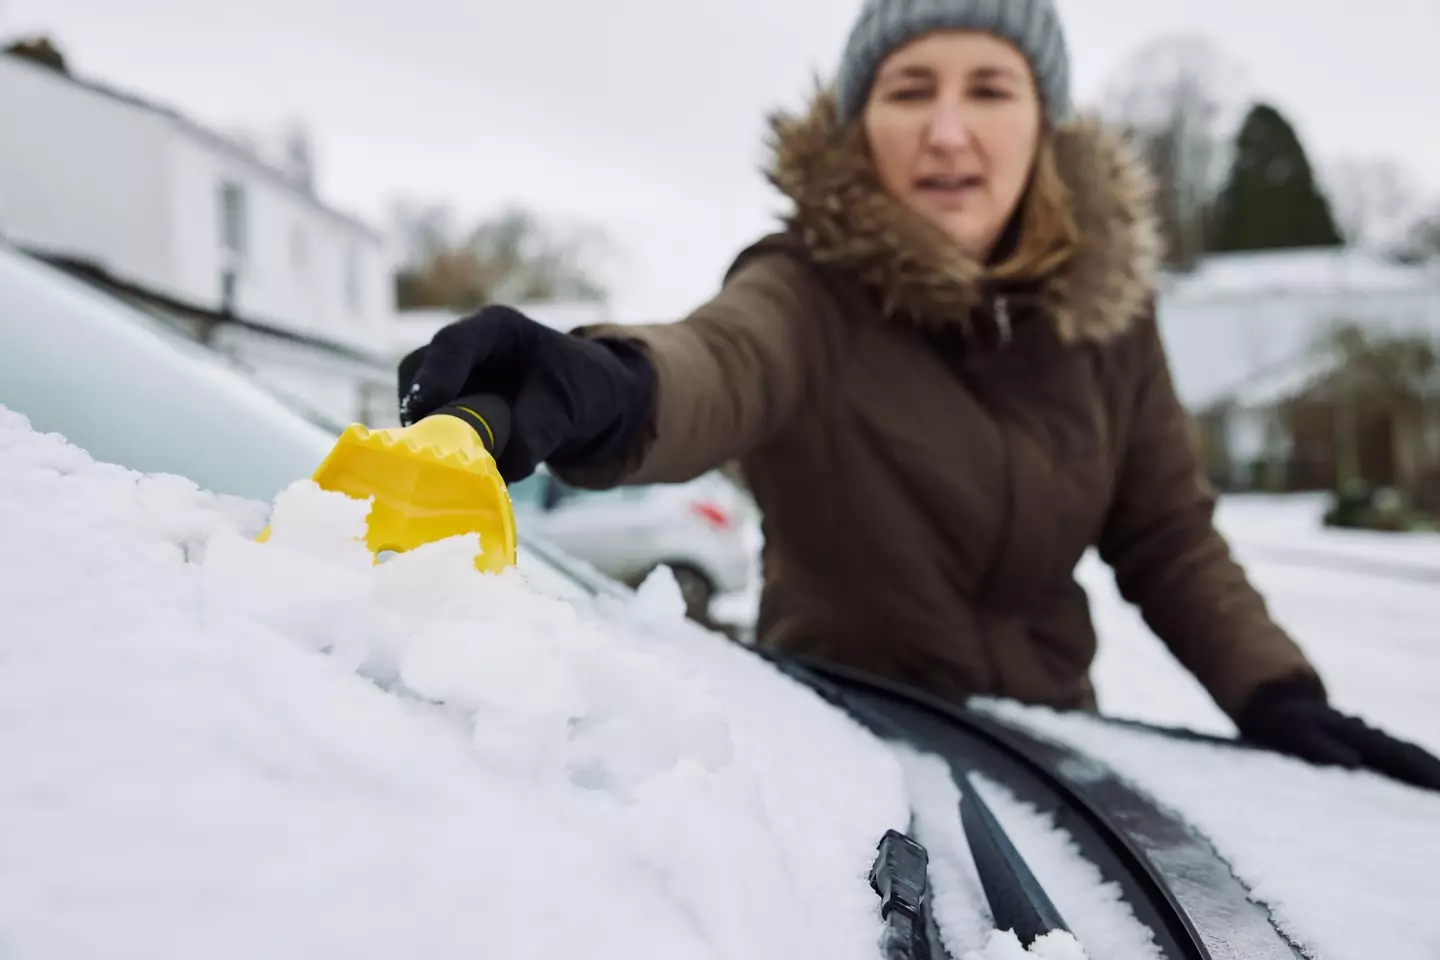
[7,397,1439,960]
[1154,248,1440,411]
[964,930,1090,960]
[0,406,914,959]
[983,702,1440,960]
[896,747,1157,960]
[1086,494,1440,742]
[1216,493,1440,572]
[991,493,1440,960]
[1161,247,1436,303]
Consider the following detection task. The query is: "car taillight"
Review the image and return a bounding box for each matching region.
[689,500,732,530]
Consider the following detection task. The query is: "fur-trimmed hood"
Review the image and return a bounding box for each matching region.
[763,88,1163,342]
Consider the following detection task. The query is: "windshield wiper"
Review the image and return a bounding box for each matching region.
[862,738,1070,957]
[957,770,1070,945]
[870,823,950,960]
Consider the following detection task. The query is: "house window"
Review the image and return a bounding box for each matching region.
[218,180,248,256]
[220,268,238,314]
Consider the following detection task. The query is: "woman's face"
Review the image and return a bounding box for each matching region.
[862,30,1043,259]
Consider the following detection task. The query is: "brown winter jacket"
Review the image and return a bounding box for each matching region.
[556,91,1321,720]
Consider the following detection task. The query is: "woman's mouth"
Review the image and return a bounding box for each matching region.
[915,175,983,208]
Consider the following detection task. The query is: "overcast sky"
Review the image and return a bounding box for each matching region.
[9,0,1440,319]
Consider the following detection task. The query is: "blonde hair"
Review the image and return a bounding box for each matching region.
[987,135,1078,282]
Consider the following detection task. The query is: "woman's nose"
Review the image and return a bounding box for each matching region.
[926,102,974,153]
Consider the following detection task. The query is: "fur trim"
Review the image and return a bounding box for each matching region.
[763,88,1163,342]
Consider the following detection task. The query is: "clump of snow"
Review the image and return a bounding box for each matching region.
[629,562,691,626]
[0,407,915,959]
[964,929,1090,960]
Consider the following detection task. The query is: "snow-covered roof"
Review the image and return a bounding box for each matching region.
[1161,246,1438,304]
[1157,247,1440,411]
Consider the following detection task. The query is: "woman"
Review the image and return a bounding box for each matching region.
[399,0,1440,790]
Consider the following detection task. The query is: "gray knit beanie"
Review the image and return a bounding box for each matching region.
[833,0,1072,127]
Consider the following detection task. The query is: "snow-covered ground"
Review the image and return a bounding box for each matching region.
[1215,493,1440,571]
[3,405,1437,960]
[1085,494,1440,746]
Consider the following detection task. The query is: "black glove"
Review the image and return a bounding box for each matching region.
[1237,677,1440,792]
[397,305,656,482]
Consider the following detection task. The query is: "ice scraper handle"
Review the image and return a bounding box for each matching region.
[428,394,512,458]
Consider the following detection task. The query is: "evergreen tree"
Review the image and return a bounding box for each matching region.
[1210,103,1344,252]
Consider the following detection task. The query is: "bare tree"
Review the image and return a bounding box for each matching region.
[1324,157,1412,250]
[1391,211,1440,265]
[1098,35,1249,270]
[391,202,611,311]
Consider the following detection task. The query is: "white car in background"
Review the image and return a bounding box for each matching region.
[509,466,759,628]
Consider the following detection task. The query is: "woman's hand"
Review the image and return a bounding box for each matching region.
[397,305,656,482]
[1237,677,1440,792]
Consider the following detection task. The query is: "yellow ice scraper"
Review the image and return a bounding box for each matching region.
[257,394,518,573]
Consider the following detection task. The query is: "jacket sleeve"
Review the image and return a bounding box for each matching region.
[1097,309,1324,721]
[548,250,843,488]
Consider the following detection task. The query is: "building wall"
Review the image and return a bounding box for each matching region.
[168,134,391,353]
[0,56,178,298]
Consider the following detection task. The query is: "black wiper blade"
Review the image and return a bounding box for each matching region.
[771,651,1309,960]
[957,771,1070,946]
[869,826,950,960]
[853,689,1069,954]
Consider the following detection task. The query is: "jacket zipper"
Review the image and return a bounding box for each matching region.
[994,295,1012,346]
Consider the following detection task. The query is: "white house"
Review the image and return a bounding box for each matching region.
[1156,246,1440,486]
[1157,247,1440,412]
[0,46,397,428]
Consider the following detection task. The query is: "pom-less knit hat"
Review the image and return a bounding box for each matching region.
[833,0,1073,128]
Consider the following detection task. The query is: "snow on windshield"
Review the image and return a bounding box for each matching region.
[1,406,915,959]
[2,406,1128,959]
[16,396,1437,960]
[988,700,1440,960]
[987,533,1440,960]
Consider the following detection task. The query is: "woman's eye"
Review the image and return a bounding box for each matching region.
[887,87,931,102]
[972,86,1012,101]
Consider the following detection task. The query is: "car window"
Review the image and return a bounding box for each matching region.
[0,245,616,610]
[515,549,595,604]
[0,245,340,502]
